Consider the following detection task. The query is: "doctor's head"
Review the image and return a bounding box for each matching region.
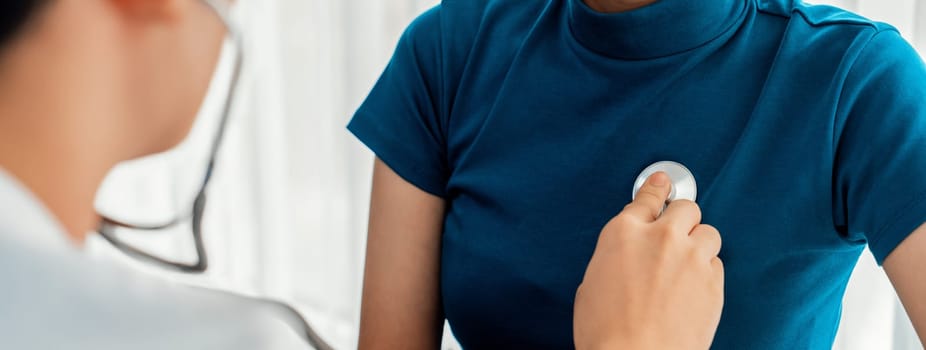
[0,0,233,242]
[0,0,227,160]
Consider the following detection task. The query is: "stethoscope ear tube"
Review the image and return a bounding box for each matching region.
[94,1,334,349]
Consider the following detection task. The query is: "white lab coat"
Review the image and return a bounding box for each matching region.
[0,169,309,349]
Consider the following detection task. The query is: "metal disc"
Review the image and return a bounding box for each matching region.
[632,161,698,203]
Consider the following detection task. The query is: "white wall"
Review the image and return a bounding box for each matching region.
[91,1,923,349]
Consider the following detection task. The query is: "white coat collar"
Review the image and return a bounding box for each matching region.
[0,167,75,253]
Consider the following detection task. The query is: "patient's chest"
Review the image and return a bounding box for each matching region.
[438,33,864,349]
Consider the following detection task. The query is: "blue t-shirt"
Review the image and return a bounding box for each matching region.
[348,0,926,348]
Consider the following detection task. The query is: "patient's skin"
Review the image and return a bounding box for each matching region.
[584,0,659,13]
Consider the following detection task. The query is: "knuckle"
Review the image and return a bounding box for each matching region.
[651,219,672,234]
[701,225,721,239]
[610,212,634,228]
[705,226,723,247]
[602,215,637,240]
[678,200,702,218]
[622,202,634,212]
[636,188,666,204]
[693,226,722,254]
[624,201,658,220]
[657,228,679,250]
[691,202,703,218]
[685,245,702,262]
[664,210,682,222]
[619,203,640,217]
[663,200,701,225]
[699,223,719,234]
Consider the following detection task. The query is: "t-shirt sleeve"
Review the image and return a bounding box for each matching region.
[347,6,449,198]
[834,29,926,264]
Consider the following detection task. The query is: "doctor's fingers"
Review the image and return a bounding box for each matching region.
[660,199,702,233]
[711,257,725,287]
[690,224,722,259]
[623,172,673,222]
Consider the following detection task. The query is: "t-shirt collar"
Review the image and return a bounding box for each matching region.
[568,0,746,59]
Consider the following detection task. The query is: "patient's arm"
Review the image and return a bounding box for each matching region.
[884,222,926,345]
[358,158,446,350]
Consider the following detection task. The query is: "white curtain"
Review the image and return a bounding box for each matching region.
[89,1,923,349]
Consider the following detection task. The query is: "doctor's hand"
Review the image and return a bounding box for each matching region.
[574,172,724,350]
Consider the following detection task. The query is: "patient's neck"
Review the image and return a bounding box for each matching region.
[583,0,659,13]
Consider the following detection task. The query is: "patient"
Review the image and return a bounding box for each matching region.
[348,0,926,348]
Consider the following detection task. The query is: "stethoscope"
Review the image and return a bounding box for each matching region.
[93,1,332,349]
[632,161,698,203]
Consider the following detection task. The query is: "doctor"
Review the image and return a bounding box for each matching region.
[0,0,723,349]
[0,0,309,349]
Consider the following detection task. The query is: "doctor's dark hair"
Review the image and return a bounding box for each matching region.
[0,0,45,47]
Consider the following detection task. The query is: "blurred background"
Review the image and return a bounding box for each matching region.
[89,0,924,349]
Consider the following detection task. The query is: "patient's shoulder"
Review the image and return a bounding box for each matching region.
[758,0,897,32]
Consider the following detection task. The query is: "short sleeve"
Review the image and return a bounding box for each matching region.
[834,29,926,264]
[347,6,449,198]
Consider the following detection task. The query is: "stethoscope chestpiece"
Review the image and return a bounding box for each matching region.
[632,161,698,203]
